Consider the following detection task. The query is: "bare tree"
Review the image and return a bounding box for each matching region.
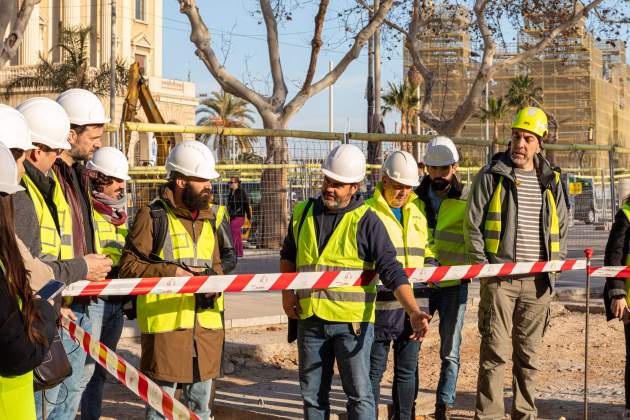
[0,0,41,68]
[177,0,394,247]
[357,0,628,137]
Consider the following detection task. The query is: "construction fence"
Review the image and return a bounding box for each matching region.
[116,123,630,261]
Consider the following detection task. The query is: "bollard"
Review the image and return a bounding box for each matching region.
[583,248,593,420]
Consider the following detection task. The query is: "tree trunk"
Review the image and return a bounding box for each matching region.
[259,117,289,249]
[493,121,500,155]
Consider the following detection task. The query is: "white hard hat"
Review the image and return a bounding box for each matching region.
[56,88,110,125]
[383,150,420,187]
[0,145,24,194]
[0,104,34,151]
[86,147,130,180]
[321,144,366,184]
[17,97,71,150]
[423,136,459,166]
[165,141,219,180]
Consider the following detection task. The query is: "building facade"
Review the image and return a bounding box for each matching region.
[0,0,197,165]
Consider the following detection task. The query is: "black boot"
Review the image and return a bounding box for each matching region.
[434,403,450,420]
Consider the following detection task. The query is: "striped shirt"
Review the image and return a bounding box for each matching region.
[514,169,545,262]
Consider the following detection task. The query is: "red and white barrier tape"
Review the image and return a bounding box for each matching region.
[62,259,586,297]
[61,316,200,420]
[589,266,630,278]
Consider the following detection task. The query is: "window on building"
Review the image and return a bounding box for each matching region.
[135,0,146,21]
[135,54,147,74]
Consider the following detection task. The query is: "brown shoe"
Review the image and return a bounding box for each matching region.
[434,404,450,420]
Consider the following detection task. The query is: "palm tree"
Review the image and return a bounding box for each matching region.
[382,81,419,152]
[480,96,511,154]
[196,91,257,162]
[4,26,127,97]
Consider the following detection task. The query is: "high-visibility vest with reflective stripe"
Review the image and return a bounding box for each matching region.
[211,204,228,229]
[435,197,468,266]
[0,272,35,420]
[293,199,377,323]
[484,172,560,260]
[137,201,223,333]
[92,209,128,267]
[620,204,630,305]
[22,172,74,260]
[366,183,428,269]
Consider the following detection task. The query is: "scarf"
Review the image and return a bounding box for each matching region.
[53,160,87,256]
[91,191,128,226]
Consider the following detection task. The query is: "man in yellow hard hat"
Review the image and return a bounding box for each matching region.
[465,107,568,419]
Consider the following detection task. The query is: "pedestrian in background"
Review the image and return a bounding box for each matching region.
[227,176,252,257]
[604,196,630,420]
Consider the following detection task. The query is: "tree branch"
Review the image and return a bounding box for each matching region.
[356,0,409,36]
[260,0,288,107]
[0,0,41,69]
[177,0,269,114]
[300,0,329,92]
[282,0,395,123]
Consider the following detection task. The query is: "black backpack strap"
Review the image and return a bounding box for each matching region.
[148,199,168,259]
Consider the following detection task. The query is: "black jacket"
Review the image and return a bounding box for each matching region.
[604,208,630,320]
[280,194,409,292]
[415,173,466,230]
[227,188,252,219]
[0,272,57,377]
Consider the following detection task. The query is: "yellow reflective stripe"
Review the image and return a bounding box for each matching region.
[22,174,62,260]
[484,177,503,254]
[92,210,127,267]
[297,289,376,302]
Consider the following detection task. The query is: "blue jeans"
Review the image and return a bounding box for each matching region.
[369,338,420,420]
[429,283,468,407]
[297,316,375,420]
[145,378,213,420]
[80,299,124,420]
[35,303,92,420]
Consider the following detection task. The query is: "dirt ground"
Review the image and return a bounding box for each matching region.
[98,303,627,419]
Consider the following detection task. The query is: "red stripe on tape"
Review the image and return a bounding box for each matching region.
[161,388,174,419]
[612,266,630,278]
[561,260,577,271]
[427,266,450,284]
[131,277,162,295]
[354,271,377,286]
[225,274,255,292]
[116,359,126,383]
[68,319,77,339]
[177,275,210,294]
[82,331,90,353]
[531,261,547,273]
[270,273,298,290]
[78,280,111,296]
[98,342,107,366]
[312,271,340,289]
[463,264,484,279]
[497,263,516,276]
[137,374,149,404]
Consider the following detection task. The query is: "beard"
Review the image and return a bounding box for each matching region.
[430,177,450,192]
[183,184,212,211]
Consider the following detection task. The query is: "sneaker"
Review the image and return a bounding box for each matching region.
[435,404,451,420]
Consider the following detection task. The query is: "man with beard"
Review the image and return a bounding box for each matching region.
[415,136,469,420]
[465,107,568,419]
[120,141,225,420]
[79,147,131,420]
[280,144,431,420]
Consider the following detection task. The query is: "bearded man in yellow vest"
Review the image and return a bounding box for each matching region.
[367,151,436,420]
[415,136,469,420]
[280,144,431,420]
[120,141,225,420]
[465,107,568,419]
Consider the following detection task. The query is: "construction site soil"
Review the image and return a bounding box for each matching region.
[98,303,626,419]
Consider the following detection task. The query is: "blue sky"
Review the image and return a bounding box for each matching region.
[161,1,402,133]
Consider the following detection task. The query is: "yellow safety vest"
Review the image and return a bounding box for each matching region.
[137,201,223,333]
[484,172,560,260]
[210,204,228,230]
[21,172,74,261]
[432,195,470,288]
[620,204,630,305]
[92,209,128,267]
[366,183,429,269]
[0,267,35,420]
[293,199,377,323]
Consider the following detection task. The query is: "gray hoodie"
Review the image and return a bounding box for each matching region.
[464,152,568,284]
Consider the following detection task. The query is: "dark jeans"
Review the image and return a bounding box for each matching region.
[625,321,630,409]
[369,338,420,420]
[429,282,468,407]
[297,316,375,420]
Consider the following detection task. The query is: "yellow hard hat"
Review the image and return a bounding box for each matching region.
[511,106,548,138]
